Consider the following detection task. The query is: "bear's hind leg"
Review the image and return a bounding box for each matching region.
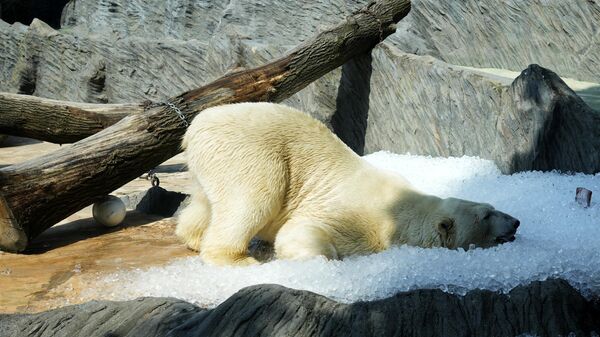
[176,188,211,252]
[193,148,287,266]
[275,218,338,260]
[200,199,279,266]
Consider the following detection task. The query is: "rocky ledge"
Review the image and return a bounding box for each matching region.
[1,279,598,337]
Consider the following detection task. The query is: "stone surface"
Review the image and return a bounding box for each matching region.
[1,1,599,174]
[0,0,369,104]
[1,279,598,337]
[390,0,600,83]
[0,137,193,313]
[0,214,191,313]
[506,65,600,173]
[57,0,600,86]
[365,48,600,174]
[0,297,203,337]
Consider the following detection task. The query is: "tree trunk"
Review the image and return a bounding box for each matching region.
[0,0,411,252]
[0,93,146,144]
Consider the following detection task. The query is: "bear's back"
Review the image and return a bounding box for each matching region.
[182,102,365,205]
[186,103,325,141]
[183,103,355,161]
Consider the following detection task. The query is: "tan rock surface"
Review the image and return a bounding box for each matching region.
[0,137,194,314]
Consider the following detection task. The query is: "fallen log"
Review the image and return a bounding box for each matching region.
[0,0,411,252]
[0,93,146,144]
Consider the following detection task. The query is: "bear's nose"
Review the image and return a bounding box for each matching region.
[513,220,520,230]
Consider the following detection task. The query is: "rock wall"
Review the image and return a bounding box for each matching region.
[0,19,216,103]
[390,0,600,83]
[366,47,600,173]
[1,2,600,335]
[60,0,365,45]
[1,279,598,337]
[59,0,600,82]
[0,0,598,174]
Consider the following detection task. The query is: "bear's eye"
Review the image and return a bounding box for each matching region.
[483,212,492,220]
[440,220,453,231]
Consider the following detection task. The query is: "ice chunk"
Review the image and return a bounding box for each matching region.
[81,152,600,307]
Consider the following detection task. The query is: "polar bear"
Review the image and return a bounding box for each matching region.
[177,102,520,265]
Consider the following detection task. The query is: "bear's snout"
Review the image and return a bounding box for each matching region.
[494,213,520,244]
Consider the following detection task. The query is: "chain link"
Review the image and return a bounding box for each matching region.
[145,170,160,187]
[166,102,189,127]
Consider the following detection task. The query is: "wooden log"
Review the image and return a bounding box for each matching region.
[0,0,411,252]
[0,93,146,144]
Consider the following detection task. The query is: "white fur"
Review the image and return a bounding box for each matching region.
[178,103,517,265]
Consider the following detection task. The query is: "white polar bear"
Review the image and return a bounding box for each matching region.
[177,102,520,265]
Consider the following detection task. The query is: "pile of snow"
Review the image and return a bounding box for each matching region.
[83,152,600,307]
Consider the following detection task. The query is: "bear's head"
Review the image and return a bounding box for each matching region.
[432,198,520,249]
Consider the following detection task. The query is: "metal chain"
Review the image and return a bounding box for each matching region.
[145,170,160,187]
[165,102,189,127]
[143,100,189,127]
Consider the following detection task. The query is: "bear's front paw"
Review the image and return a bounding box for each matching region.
[234,256,260,266]
[201,250,260,266]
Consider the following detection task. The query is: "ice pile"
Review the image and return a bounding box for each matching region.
[83,152,600,307]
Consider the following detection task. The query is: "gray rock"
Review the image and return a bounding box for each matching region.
[59,0,600,83]
[1,0,360,110]
[0,297,204,337]
[1,279,598,337]
[507,64,600,173]
[60,0,365,45]
[364,47,600,174]
[0,18,217,103]
[1,0,599,175]
[122,186,187,217]
[390,0,600,83]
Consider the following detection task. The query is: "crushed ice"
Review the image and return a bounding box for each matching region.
[82,152,600,307]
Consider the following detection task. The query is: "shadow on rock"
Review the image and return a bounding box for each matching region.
[507,64,600,174]
[332,51,373,156]
[24,210,165,254]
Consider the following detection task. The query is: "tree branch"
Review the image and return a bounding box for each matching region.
[0,0,411,252]
[0,92,146,143]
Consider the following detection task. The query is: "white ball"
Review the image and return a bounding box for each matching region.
[92,195,126,227]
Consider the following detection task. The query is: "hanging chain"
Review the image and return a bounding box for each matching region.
[165,102,189,127]
[145,170,160,187]
[143,100,189,127]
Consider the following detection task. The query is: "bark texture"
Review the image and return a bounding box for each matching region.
[0,0,411,252]
[0,93,145,143]
[1,279,598,337]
